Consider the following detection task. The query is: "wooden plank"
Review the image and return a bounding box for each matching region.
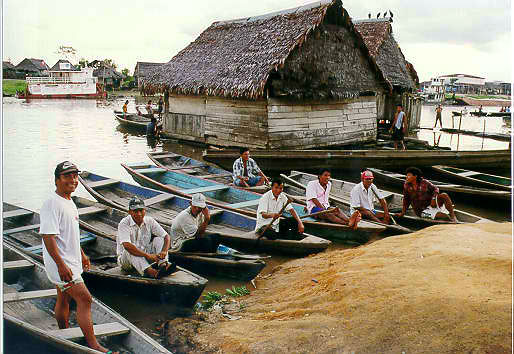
[3,209,34,218]
[3,260,34,271]
[197,173,233,179]
[144,194,175,206]
[48,322,130,341]
[3,224,40,235]
[163,164,207,171]
[229,199,261,208]
[137,167,167,174]
[151,153,178,158]
[23,234,97,254]
[4,289,57,303]
[458,171,478,177]
[77,206,107,216]
[124,162,150,168]
[88,179,119,189]
[185,185,230,194]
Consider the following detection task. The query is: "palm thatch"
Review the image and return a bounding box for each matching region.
[15,58,50,74]
[145,0,390,100]
[3,61,15,70]
[354,18,417,90]
[134,62,165,78]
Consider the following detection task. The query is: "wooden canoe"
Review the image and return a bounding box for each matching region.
[119,163,386,243]
[431,165,512,192]
[147,152,269,193]
[3,202,207,307]
[78,171,331,255]
[113,110,150,129]
[369,167,511,201]
[3,243,172,354]
[470,111,487,117]
[202,149,511,172]
[487,112,511,117]
[284,171,486,227]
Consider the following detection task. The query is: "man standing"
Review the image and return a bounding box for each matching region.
[117,196,174,278]
[390,104,406,150]
[256,178,304,240]
[350,170,390,225]
[306,169,360,229]
[40,161,115,354]
[169,194,218,252]
[145,100,154,117]
[122,100,129,118]
[434,104,443,128]
[233,147,269,187]
[396,167,457,222]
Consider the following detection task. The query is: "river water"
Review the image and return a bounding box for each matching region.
[2,97,512,349]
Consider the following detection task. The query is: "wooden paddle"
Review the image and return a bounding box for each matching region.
[170,251,270,260]
[288,207,337,221]
[256,197,292,239]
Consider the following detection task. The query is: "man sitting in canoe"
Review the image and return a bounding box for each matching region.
[233,147,270,187]
[117,196,175,278]
[169,193,219,252]
[256,178,304,240]
[396,167,458,223]
[350,170,390,225]
[306,168,360,230]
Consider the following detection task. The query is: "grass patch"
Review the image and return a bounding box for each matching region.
[3,79,26,96]
[468,95,506,99]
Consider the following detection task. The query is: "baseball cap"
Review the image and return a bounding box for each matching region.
[55,161,80,178]
[191,193,207,208]
[129,196,146,210]
[361,170,374,180]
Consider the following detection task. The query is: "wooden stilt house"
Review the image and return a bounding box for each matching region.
[146,0,392,149]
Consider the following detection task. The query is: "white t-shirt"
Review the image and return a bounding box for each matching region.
[117,215,168,255]
[305,180,331,213]
[255,190,293,232]
[350,182,383,215]
[39,192,82,284]
[169,207,205,250]
[395,111,405,129]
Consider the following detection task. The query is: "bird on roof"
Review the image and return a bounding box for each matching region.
[389,10,394,18]
[368,13,371,19]
[376,12,380,19]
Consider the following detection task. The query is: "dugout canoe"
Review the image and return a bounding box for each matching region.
[368,168,511,201]
[202,149,511,172]
[120,163,386,243]
[78,171,331,255]
[431,165,512,192]
[283,171,486,228]
[487,112,512,117]
[113,110,150,129]
[470,111,487,117]
[3,243,172,354]
[2,202,207,307]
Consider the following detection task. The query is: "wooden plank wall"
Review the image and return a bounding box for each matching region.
[266,96,377,149]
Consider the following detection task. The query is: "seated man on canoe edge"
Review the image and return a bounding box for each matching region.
[306,168,361,229]
[117,196,176,279]
[232,147,270,187]
[350,170,391,225]
[255,178,305,240]
[396,167,458,223]
[169,193,220,252]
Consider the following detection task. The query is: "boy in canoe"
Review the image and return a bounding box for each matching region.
[233,147,270,187]
[350,170,390,225]
[117,196,175,278]
[396,167,458,222]
[256,178,305,240]
[306,168,360,229]
[40,161,117,354]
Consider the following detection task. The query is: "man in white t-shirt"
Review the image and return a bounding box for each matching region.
[40,161,115,354]
[305,169,360,230]
[350,170,391,224]
[169,193,218,252]
[389,104,406,150]
[117,196,174,278]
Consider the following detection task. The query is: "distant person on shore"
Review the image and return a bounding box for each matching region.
[256,178,304,240]
[390,104,406,150]
[117,196,175,278]
[350,170,390,225]
[122,100,129,118]
[145,100,154,117]
[157,97,164,118]
[233,147,270,187]
[434,104,443,128]
[500,106,505,113]
[478,105,483,113]
[307,168,361,229]
[396,167,457,223]
[507,106,511,113]
[40,161,118,354]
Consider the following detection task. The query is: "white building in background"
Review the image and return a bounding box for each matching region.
[438,74,486,94]
[423,77,445,102]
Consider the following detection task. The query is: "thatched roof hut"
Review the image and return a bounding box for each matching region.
[49,59,80,71]
[3,61,15,70]
[134,62,165,87]
[145,0,391,100]
[15,58,50,75]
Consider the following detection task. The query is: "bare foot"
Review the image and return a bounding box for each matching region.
[348,211,361,230]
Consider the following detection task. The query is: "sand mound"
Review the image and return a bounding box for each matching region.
[196,223,512,353]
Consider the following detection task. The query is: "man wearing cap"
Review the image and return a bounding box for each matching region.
[350,170,390,224]
[169,193,218,252]
[40,161,115,354]
[117,196,174,278]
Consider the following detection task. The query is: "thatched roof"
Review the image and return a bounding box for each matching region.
[93,65,124,80]
[134,62,165,77]
[354,18,417,90]
[49,59,80,71]
[15,58,50,72]
[3,61,15,70]
[145,0,390,100]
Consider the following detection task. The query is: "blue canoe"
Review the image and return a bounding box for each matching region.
[79,171,331,255]
[120,162,386,243]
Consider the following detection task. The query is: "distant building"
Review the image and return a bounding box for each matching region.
[485,81,511,95]
[3,61,17,79]
[134,62,165,88]
[88,61,125,89]
[15,58,50,76]
[439,74,486,95]
[424,77,445,102]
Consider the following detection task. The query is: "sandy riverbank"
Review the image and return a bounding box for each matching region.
[189,222,512,353]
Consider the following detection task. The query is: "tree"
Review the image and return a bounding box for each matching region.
[103,59,117,69]
[121,68,129,76]
[78,58,88,68]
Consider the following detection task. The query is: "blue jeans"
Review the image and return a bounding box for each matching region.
[235,176,261,187]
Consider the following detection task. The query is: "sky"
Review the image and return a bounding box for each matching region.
[2,0,512,82]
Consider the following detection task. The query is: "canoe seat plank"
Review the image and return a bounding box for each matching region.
[125,162,151,168]
[458,171,478,177]
[78,206,107,216]
[229,200,261,209]
[4,224,40,235]
[3,260,34,271]
[48,322,130,341]
[186,185,230,194]
[163,164,207,171]
[144,194,175,206]
[137,167,167,174]
[3,209,34,218]
[198,173,233,179]
[209,209,224,218]
[4,289,57,303]
[152,153,178,158]
[88,179,119,189]
[24,234,97,254]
